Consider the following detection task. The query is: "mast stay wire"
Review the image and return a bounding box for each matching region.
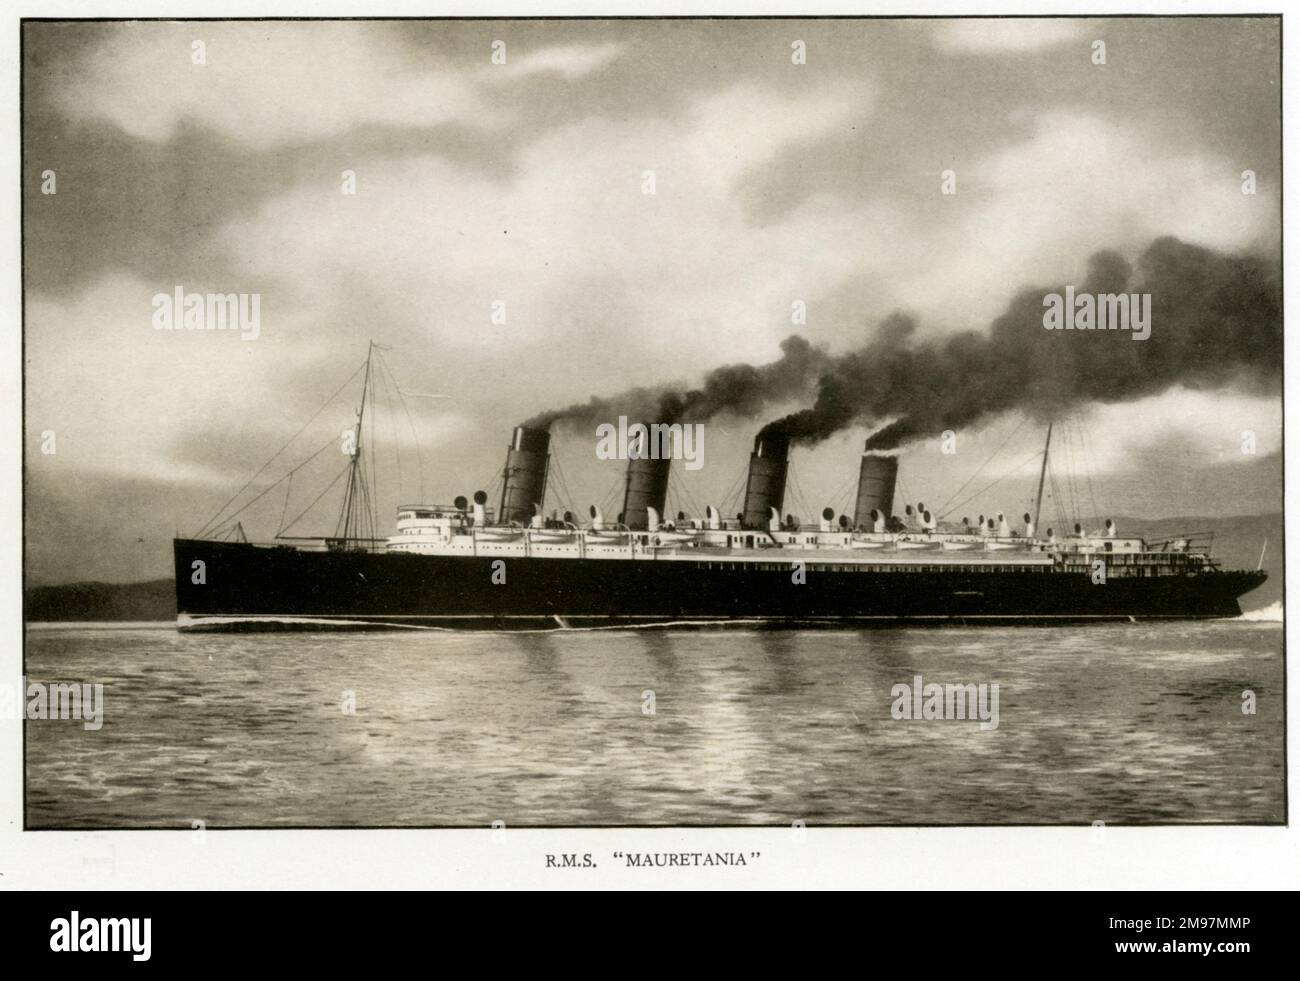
[278,461,354,537]
[941,447,1046,525]
[1079,417,1102,529]
[376,349,430,505]
[196,360,366,538]
[935,416,1027,520]
[374,353,404,507]
[210,432,341,538]
[546,442,581,519]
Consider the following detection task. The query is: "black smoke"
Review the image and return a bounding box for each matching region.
[763,237,1281,449]
[524,334,830,430]
[524,237,1280,451]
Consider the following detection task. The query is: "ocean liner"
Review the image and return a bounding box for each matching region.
[174,346,1266,631]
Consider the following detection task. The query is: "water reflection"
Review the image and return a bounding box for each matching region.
[23,621,1285,827]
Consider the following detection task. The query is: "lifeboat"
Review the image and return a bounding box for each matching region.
[530,525,579,542]
[474,526,524,542]
[651,530,700,546]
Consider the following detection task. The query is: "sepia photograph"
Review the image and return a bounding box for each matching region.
[17,12,1284,843]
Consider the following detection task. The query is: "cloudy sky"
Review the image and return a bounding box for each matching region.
[23,17,1280,584]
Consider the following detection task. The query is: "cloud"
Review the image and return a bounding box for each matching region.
[1076,389,1280,473]
[880,111,1277,329]
[51,24,626,147]
[214,80,880,389]
[24,273,297,484]
[491,42,625,80]
[680,81,873,190]
[933,20,1087,54]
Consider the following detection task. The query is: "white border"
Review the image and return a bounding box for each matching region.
[2,0,1294,890]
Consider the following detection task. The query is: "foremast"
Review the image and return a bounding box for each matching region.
[1032,421,1053,535]
[335,340,376,547]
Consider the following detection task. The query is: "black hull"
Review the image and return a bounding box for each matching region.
[173,539,1267,632]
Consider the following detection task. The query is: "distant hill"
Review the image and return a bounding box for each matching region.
[24,513,1281,621]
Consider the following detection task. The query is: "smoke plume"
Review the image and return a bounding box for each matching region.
[525,237,1280,451]
[764,237,1280,449]
[524,334,830,430]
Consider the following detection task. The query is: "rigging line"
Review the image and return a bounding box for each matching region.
[559,447,584,517]
[387,363,405,509]
[357,464,376,542]
[682,469,707,521]
[672,465,703,520]
[338,436,358,540]
[1055,425,1066,513]
[724,466,747,518]
[280,458,354,537]
[609,467,629,518]
[560,457,583,518]
[593,465,620,517]
[936,417,1027,519]
[355,462,370,540]
[1069,421,1085,526]
[196,360,365,539]
[377,350,427,503]
[942,447,1046,523]
[896,473,913,515]
[546,443,578,517]
[666,466,685,520]
[828,468,860,517]
[386,352,422,504]
[356,454,374,541]
[1049,463,1068,532]
[1080,418,1102,527]
[1070,421,1085,525]
[610,465,629,519]
[599,471,624,519]
[334,469,349,538]
[1054,423,1070,525]
[784,474,802,520]
[557,470,579,518]
[353,471,368,541]
[786,462,811,520]
[367,354,378,538]
[1060,420,1077,526]
[781,462,800,517]
[714,467,742,520]
[491,478,504,521]
[470,463,503,501]
[793,466,824,523]
[276,472,294,537]
[794,461,816,518]
[544,445,565,514]
[722,458,754,520]
[371,353,397,504]
[211,433,342,537]
[374,354,406,507]
[1069,421,1083,525]
[1071,417,1098,527]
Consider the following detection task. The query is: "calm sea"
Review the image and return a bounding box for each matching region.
[22,618,1284,828]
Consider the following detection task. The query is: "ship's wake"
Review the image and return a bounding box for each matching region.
[1236,601,1282,622]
